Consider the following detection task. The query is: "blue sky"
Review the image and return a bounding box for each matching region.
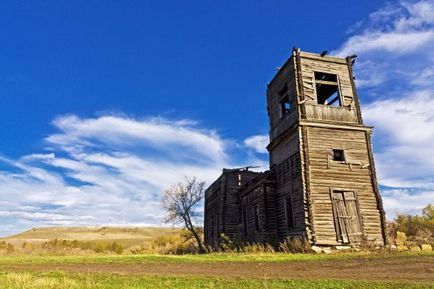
[1,0,434,236]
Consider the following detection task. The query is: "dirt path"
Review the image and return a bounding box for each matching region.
[2,256,433,283]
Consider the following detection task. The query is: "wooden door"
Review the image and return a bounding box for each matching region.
[331,191,363,243]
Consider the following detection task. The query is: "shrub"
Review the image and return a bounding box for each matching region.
[150,229,202,254]
[0,241,14,254]
[388,204,434,246]
[41,239,124,254]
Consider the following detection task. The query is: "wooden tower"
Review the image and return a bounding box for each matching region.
[266,49,387,246]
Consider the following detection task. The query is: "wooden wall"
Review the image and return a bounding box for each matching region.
[267,57,298,141]
[298,52,359,117]
[240,182,277,245]
[204,170,261,248]
[268,129,306,240]
[204,176,222,247]
[305,126,384,245]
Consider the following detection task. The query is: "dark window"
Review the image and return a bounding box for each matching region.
[243,210,248,236]
[211,216,214,238]
[314,72,341,107]
[333,149,345,162]
[254,207,260,231]
[279,85,291,117]
[216,218,219,238]
[284,197,294,228]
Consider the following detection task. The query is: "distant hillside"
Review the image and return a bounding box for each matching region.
[1,226,179,247]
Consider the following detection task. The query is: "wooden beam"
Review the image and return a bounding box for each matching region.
[316,80,338,86]
[299,121,373,132]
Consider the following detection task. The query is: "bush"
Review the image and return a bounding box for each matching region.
[41,239,124,254]
[0,241,14,254]
[150,229,202,254]
[388,204,434,246]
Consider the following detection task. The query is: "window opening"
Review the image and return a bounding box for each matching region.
[243,210,248,236]
[211,216,214,238]
[314,72,341,107]
[254,207,260,231]
[333,149,345,162]
[279,84,291,117]
[216,218,219,237]
[284,197,294,228]
[331,191,363,243]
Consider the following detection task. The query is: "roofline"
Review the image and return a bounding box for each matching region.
[268,49,350,88]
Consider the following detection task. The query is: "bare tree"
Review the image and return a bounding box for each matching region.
[161,177,206,253]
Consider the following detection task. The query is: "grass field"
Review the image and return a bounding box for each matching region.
[1,228,433,288]
[1,272,432,289]
[0,251,433,289]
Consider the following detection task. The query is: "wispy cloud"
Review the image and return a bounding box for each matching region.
[244,135,269,154]
[333,0,434,90]
[0,114,256,235]
[334,0,434,216]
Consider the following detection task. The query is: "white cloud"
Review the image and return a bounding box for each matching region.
[244,135,269,154]
[336,30,434,57]
[47,115,228,165]
[0,115,249,236]
[335,0,434,216]
[333,0,434,89]
[364,91,434,215]
[382,188,434,217]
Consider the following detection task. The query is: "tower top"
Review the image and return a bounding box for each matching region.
[266,48,365,145]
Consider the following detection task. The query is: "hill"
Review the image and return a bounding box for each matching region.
[1,226,178,247]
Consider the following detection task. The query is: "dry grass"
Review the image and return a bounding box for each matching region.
[0,226,185,255]
[1,226,178,248]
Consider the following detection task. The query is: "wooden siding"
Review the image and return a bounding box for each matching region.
[240,183,277,245]
[269,131,306,240]
[270,109,297,140]
[204,170,260,248]
[304,104,358,123]
[267,57,298,141]
[305,126,384,245]
[299,56,359,118]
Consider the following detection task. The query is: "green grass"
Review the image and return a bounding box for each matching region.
[0,252,432,288]
[0,251,432,266]
[0,272,431,289]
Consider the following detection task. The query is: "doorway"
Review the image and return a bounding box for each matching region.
[331,191,363,243]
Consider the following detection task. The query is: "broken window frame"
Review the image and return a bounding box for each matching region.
[314,71,342,107]
[278,84,291,118]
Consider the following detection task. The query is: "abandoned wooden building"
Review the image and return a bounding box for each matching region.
[204,48,387,248]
